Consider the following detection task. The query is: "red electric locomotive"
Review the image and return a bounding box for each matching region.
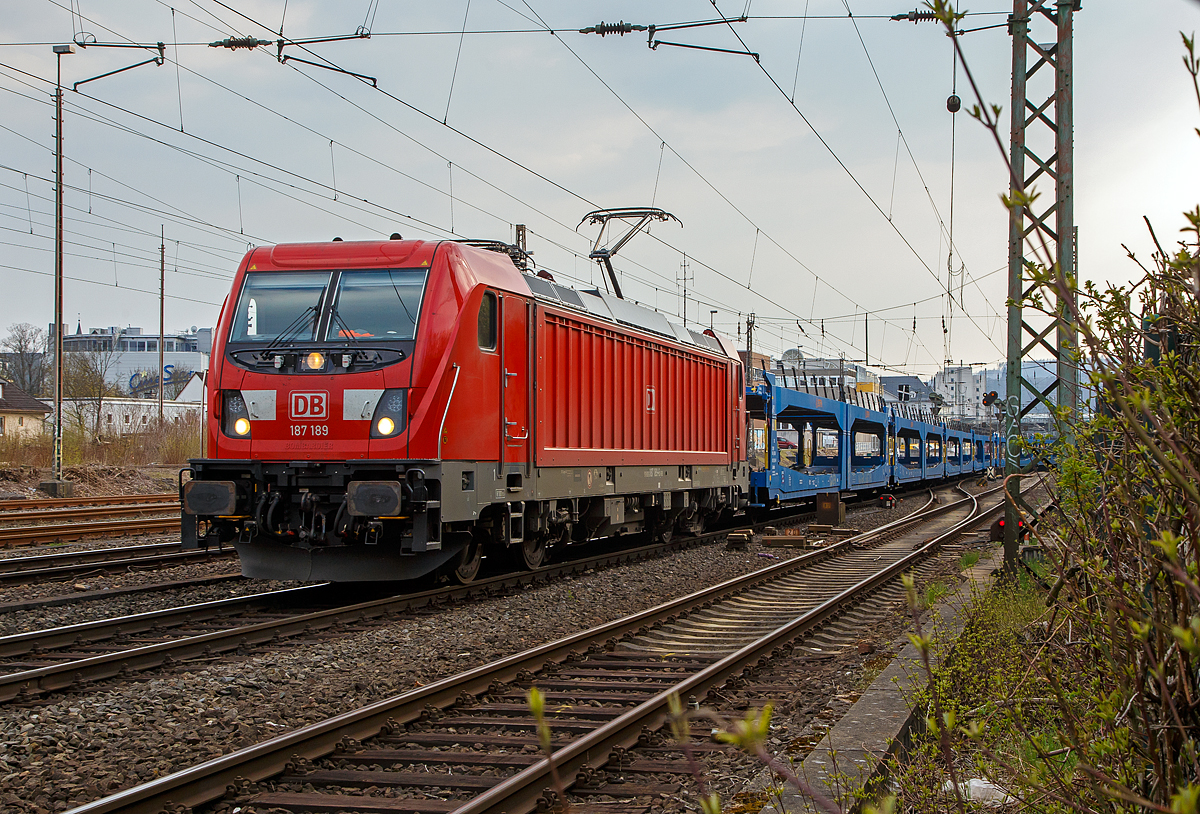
[182,236,748,582]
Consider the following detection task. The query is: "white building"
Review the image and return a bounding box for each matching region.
[49,396,202,437]
[52,324,212,396]
[930,365,989,421]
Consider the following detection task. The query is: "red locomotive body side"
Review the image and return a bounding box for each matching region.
[535,306,737,468]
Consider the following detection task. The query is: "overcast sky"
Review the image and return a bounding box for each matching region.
[2,1,1197,376]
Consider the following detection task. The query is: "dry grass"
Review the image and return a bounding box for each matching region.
[0,418,202,467]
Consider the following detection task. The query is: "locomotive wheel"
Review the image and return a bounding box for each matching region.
[513,536,546,570]
[451,536,484,583]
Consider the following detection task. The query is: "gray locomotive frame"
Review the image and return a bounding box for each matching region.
[181,458,747,581]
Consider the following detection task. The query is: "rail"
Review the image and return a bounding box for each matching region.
[0,541,234,587]
[0,493,175,512]
[0,517,180,547]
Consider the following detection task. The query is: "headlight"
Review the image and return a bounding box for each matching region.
[222,391,251,438]
[370,389,406,438]
[305,352,325,370]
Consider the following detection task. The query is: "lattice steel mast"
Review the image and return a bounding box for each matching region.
[1004,0,1079,565]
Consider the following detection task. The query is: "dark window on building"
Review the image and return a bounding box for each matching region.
[478,292,497,350]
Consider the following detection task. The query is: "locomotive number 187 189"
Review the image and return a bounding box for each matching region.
[291,425,329,437]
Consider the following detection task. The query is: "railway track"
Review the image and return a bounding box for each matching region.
[64,485,1002,814]
[0,488,925,700]
[0,530,734,703]
[0,516,181,547]
[0,493,181,548]
[0,492,175,512]
[0,501,177,524]
[0,540,237,587]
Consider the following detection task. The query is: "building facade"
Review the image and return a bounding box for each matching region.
[53,396,202,437]
[929,365,989,421]
[50,324,211,397]
[0,380,50,439]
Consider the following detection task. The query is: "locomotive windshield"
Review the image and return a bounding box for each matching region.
[324,269,426,341]
[227,268,427,346]
[229,272,330,343]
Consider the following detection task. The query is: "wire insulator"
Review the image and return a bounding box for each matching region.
[889,10,938,23]
[209,36,272,49]
[579,21,648,37]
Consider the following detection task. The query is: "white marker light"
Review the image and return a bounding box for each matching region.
[377,416,395,436]
[234,417,250,436]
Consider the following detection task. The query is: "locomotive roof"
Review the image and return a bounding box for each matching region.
[239,239,739,361]
[520,272,734,358]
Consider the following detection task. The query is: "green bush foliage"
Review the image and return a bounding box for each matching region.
[890,6,1200,812]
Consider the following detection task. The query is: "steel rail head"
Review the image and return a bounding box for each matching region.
[0,549,234,587]
[0,583,329,657]
[0,541,185,570]
[0,517,180,546]
[0,493,176,512]
[0,502,177,523]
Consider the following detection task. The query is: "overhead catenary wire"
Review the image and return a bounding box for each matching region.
[117,1,889,361]
[7,3,974,372]
[443,0,472,124]
[185,0,904,338]
[504,1,933,359]
[167,3,939,364]
[706,0,1006,359]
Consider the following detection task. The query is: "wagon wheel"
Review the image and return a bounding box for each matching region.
[450,534,484,583]
[513,535,547,570]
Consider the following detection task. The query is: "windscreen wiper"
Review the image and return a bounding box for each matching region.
[328,308,363,343]
[263,304,320,352]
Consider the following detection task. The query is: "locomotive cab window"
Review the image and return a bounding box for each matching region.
[229,271,330,343]
[323,269,427,341]
[478,292,497,350]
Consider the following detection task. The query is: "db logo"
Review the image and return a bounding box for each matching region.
[290,391,328,420]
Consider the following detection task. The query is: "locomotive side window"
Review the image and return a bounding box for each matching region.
[230,272,330,343]
[478,292,497,350]
[324,269,427,340]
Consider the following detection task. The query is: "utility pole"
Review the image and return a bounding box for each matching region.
[1003,0,1078,568]
[36,40,165,496]
[45,44,74,496]
[745,312,756,465]
[745,313,755,379]
[864,311,869,367]
[158,227,165,426]
[678,254,692,327]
